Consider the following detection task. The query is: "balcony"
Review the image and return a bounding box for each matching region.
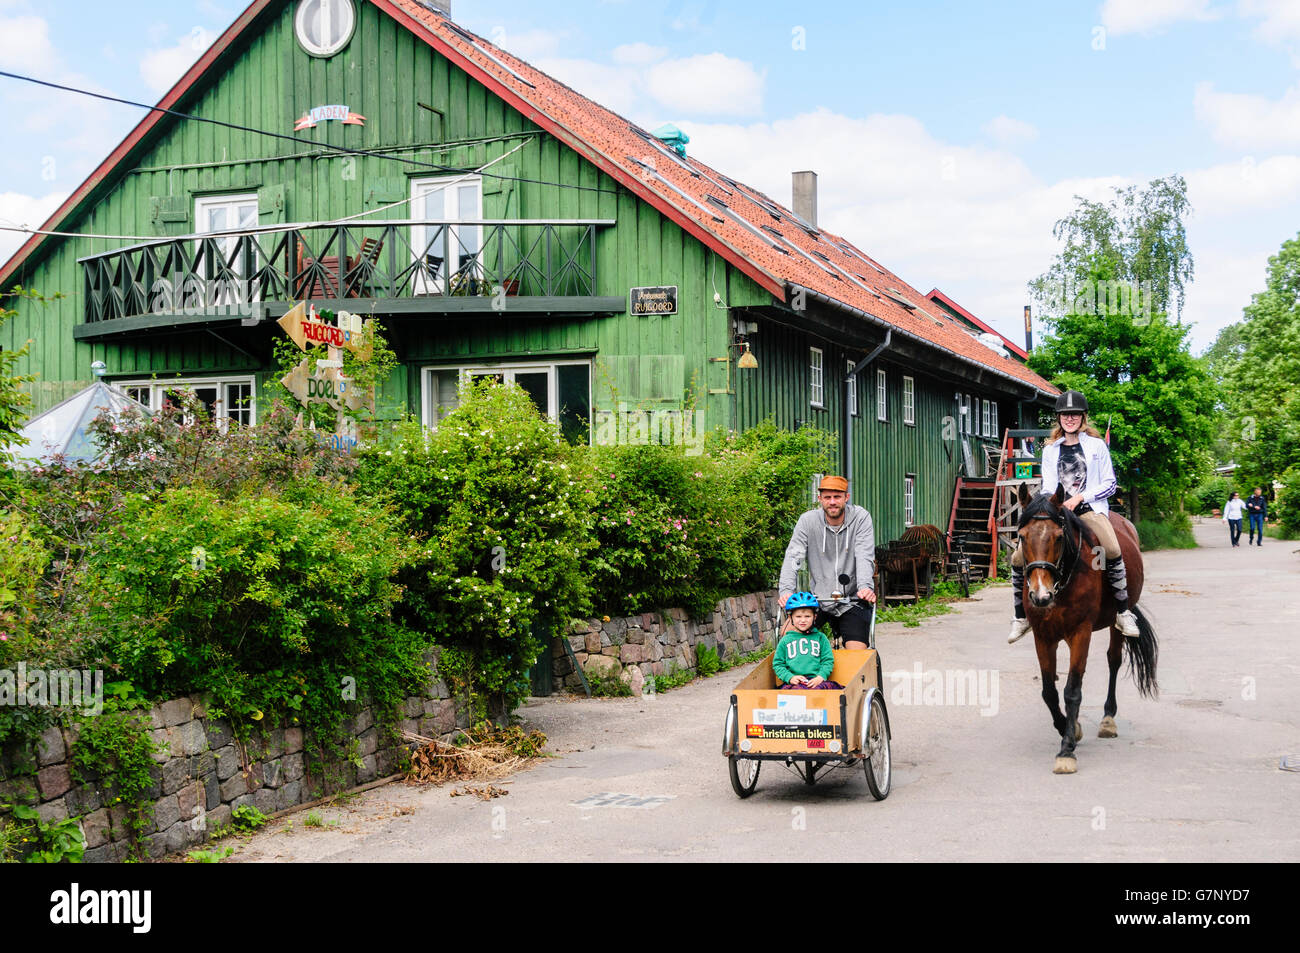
[75,219,623,338]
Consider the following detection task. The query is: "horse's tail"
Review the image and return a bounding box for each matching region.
[1124,605,1159,699]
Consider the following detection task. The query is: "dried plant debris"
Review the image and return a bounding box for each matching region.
[450,785,510,800]
[404,724,547,786]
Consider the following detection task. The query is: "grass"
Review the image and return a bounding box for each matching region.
[1136,517,1197,550]
[1264,523,1299,540]
[644,643,774,694]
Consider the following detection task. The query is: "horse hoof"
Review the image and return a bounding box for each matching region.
[1098,716,1118,738]
[1053,757,1078,775]
[1074,723,1083,742]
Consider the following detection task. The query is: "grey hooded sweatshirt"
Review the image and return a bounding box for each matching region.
[778,504,876,616]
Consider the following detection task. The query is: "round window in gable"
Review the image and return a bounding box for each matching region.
[295,0,356,58]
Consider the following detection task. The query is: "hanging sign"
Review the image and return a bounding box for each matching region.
[630,285,677,315]
[294,105,366,130]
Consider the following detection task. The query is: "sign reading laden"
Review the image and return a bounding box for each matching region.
[277,302,373,360]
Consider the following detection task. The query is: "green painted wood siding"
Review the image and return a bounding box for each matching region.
[734,317,1011,545]
[4,0,769,422]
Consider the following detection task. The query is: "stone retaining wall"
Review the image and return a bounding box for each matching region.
[550,589,779,694]
[0,650,468,862]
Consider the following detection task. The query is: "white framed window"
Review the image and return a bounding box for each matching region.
[982,398,992,437]
[195,193,259,307]
[903,375,915,425]
[809,347,824,408]
[846,360,858,417]
[990,400,999,440]
[876,368,887,422]
[116,375,256,429]
[295,0,357,58]
[966,393,975,434]
[811,473,824,505]
[411,176,483,295]
[421,360,591,442]
[904,474,915,527]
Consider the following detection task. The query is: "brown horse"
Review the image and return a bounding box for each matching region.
[1016,484,1159,774]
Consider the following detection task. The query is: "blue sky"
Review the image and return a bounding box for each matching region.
[3,0,1300,352]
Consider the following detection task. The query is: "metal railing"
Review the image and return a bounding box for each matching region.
[79,219,611,323]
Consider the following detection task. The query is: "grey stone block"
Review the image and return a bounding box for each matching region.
[64,783,101,817]
[144,764,163,801]
[356,754,377,784]
[202,771,220,812]
[153,794,180,831]
[251,787,277,816]
[205,718,233,751]
[213,746,240,781]
[162,758,193,796]
[263,759,282,789]
[159,696,193,727]
[177,780,203,820]
[282,753,304,783]
[37,798,68,823]
[37,764,72,799]
[229,793,255,813]
[206,803,232,833]
[171,720,208,758]
[37,725,66,766]
[219,773,249,801]
[404,696,422,718]
[283,726,303,754]
[81,808,111,848]
[147,728,170,762]
[276,780,302,811]
[357,727,379,757]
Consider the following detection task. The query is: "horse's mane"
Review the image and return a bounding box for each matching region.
[1018,492,1098,554]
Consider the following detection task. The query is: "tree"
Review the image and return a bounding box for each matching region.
[1028,177,1217,523]
[1213,233,1300,502]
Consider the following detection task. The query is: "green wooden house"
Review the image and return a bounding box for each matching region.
[1,0,1057,565]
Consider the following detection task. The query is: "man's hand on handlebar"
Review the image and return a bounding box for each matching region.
[857,587,876,603]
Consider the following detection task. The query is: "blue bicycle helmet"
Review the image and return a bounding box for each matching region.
[784,591,820,611]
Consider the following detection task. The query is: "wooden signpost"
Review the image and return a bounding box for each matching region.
[277,302,374,449]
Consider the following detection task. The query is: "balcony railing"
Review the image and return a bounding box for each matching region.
[78,219,615,327]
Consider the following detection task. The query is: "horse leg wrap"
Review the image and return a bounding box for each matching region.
[1011,563,1025,619]
[1105,556,1130,613]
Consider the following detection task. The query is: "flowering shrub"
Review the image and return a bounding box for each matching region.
[356,378,592,720]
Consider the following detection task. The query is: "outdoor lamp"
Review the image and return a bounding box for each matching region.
[737,342,758,369]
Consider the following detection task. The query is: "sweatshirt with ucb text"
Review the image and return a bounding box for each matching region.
[773,629,835,684]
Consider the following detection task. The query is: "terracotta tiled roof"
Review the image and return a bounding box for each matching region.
[382,0,1055,395]
[926,288,1030,361]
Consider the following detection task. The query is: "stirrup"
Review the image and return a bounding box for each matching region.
[1007,617,1032,644]
[1115,609,1140,637]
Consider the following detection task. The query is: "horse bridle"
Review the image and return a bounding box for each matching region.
[1022,510,1084,597]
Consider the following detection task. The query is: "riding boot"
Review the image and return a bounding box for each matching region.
[1106,556,1140,637]
[1007,563,1031,643]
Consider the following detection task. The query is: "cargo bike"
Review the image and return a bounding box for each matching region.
[721,593,892,800]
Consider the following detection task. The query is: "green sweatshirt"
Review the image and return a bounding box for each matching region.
[772,628,835,684]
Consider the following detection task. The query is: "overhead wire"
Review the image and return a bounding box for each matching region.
[0,69,621,195]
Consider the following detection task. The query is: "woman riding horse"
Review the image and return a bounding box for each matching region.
[1007,390,1140,644]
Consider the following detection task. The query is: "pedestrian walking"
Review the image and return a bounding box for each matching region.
[1223,491,1245,547]
[1246,486,1267,546]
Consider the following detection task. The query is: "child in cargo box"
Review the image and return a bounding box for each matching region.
[773,592,842,690]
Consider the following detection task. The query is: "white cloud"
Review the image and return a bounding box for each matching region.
[1185,154,1300,215]
[982,115,1039,146]
[534,57,644,116]
[1100,0,1223,34]
[139,28,216,95]
[0,190,70,264]
[612,42,667,66]
[487,26,566,61]
[0,14,55,72]
[644,53,765,117]
[1194,81,1300,149]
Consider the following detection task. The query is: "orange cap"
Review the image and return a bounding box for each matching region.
[818,475,849,493]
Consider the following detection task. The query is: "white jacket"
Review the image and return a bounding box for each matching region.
[1223,499,1246,520]
[1040,432,1117,516]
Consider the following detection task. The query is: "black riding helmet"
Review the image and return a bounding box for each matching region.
[1054,390,1088,414]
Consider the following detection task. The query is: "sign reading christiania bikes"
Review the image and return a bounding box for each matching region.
[276,302,374,450]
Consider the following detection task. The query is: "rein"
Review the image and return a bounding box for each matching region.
[1022,508,1088,597]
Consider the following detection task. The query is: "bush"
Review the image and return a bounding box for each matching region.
[79,483,423,755]
[1136,514,1197,550]
[356,378,592,720]
[583,420,834,618]
[1189,475,1232,515]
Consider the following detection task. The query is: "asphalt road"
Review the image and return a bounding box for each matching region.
[228,519,1300,863]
